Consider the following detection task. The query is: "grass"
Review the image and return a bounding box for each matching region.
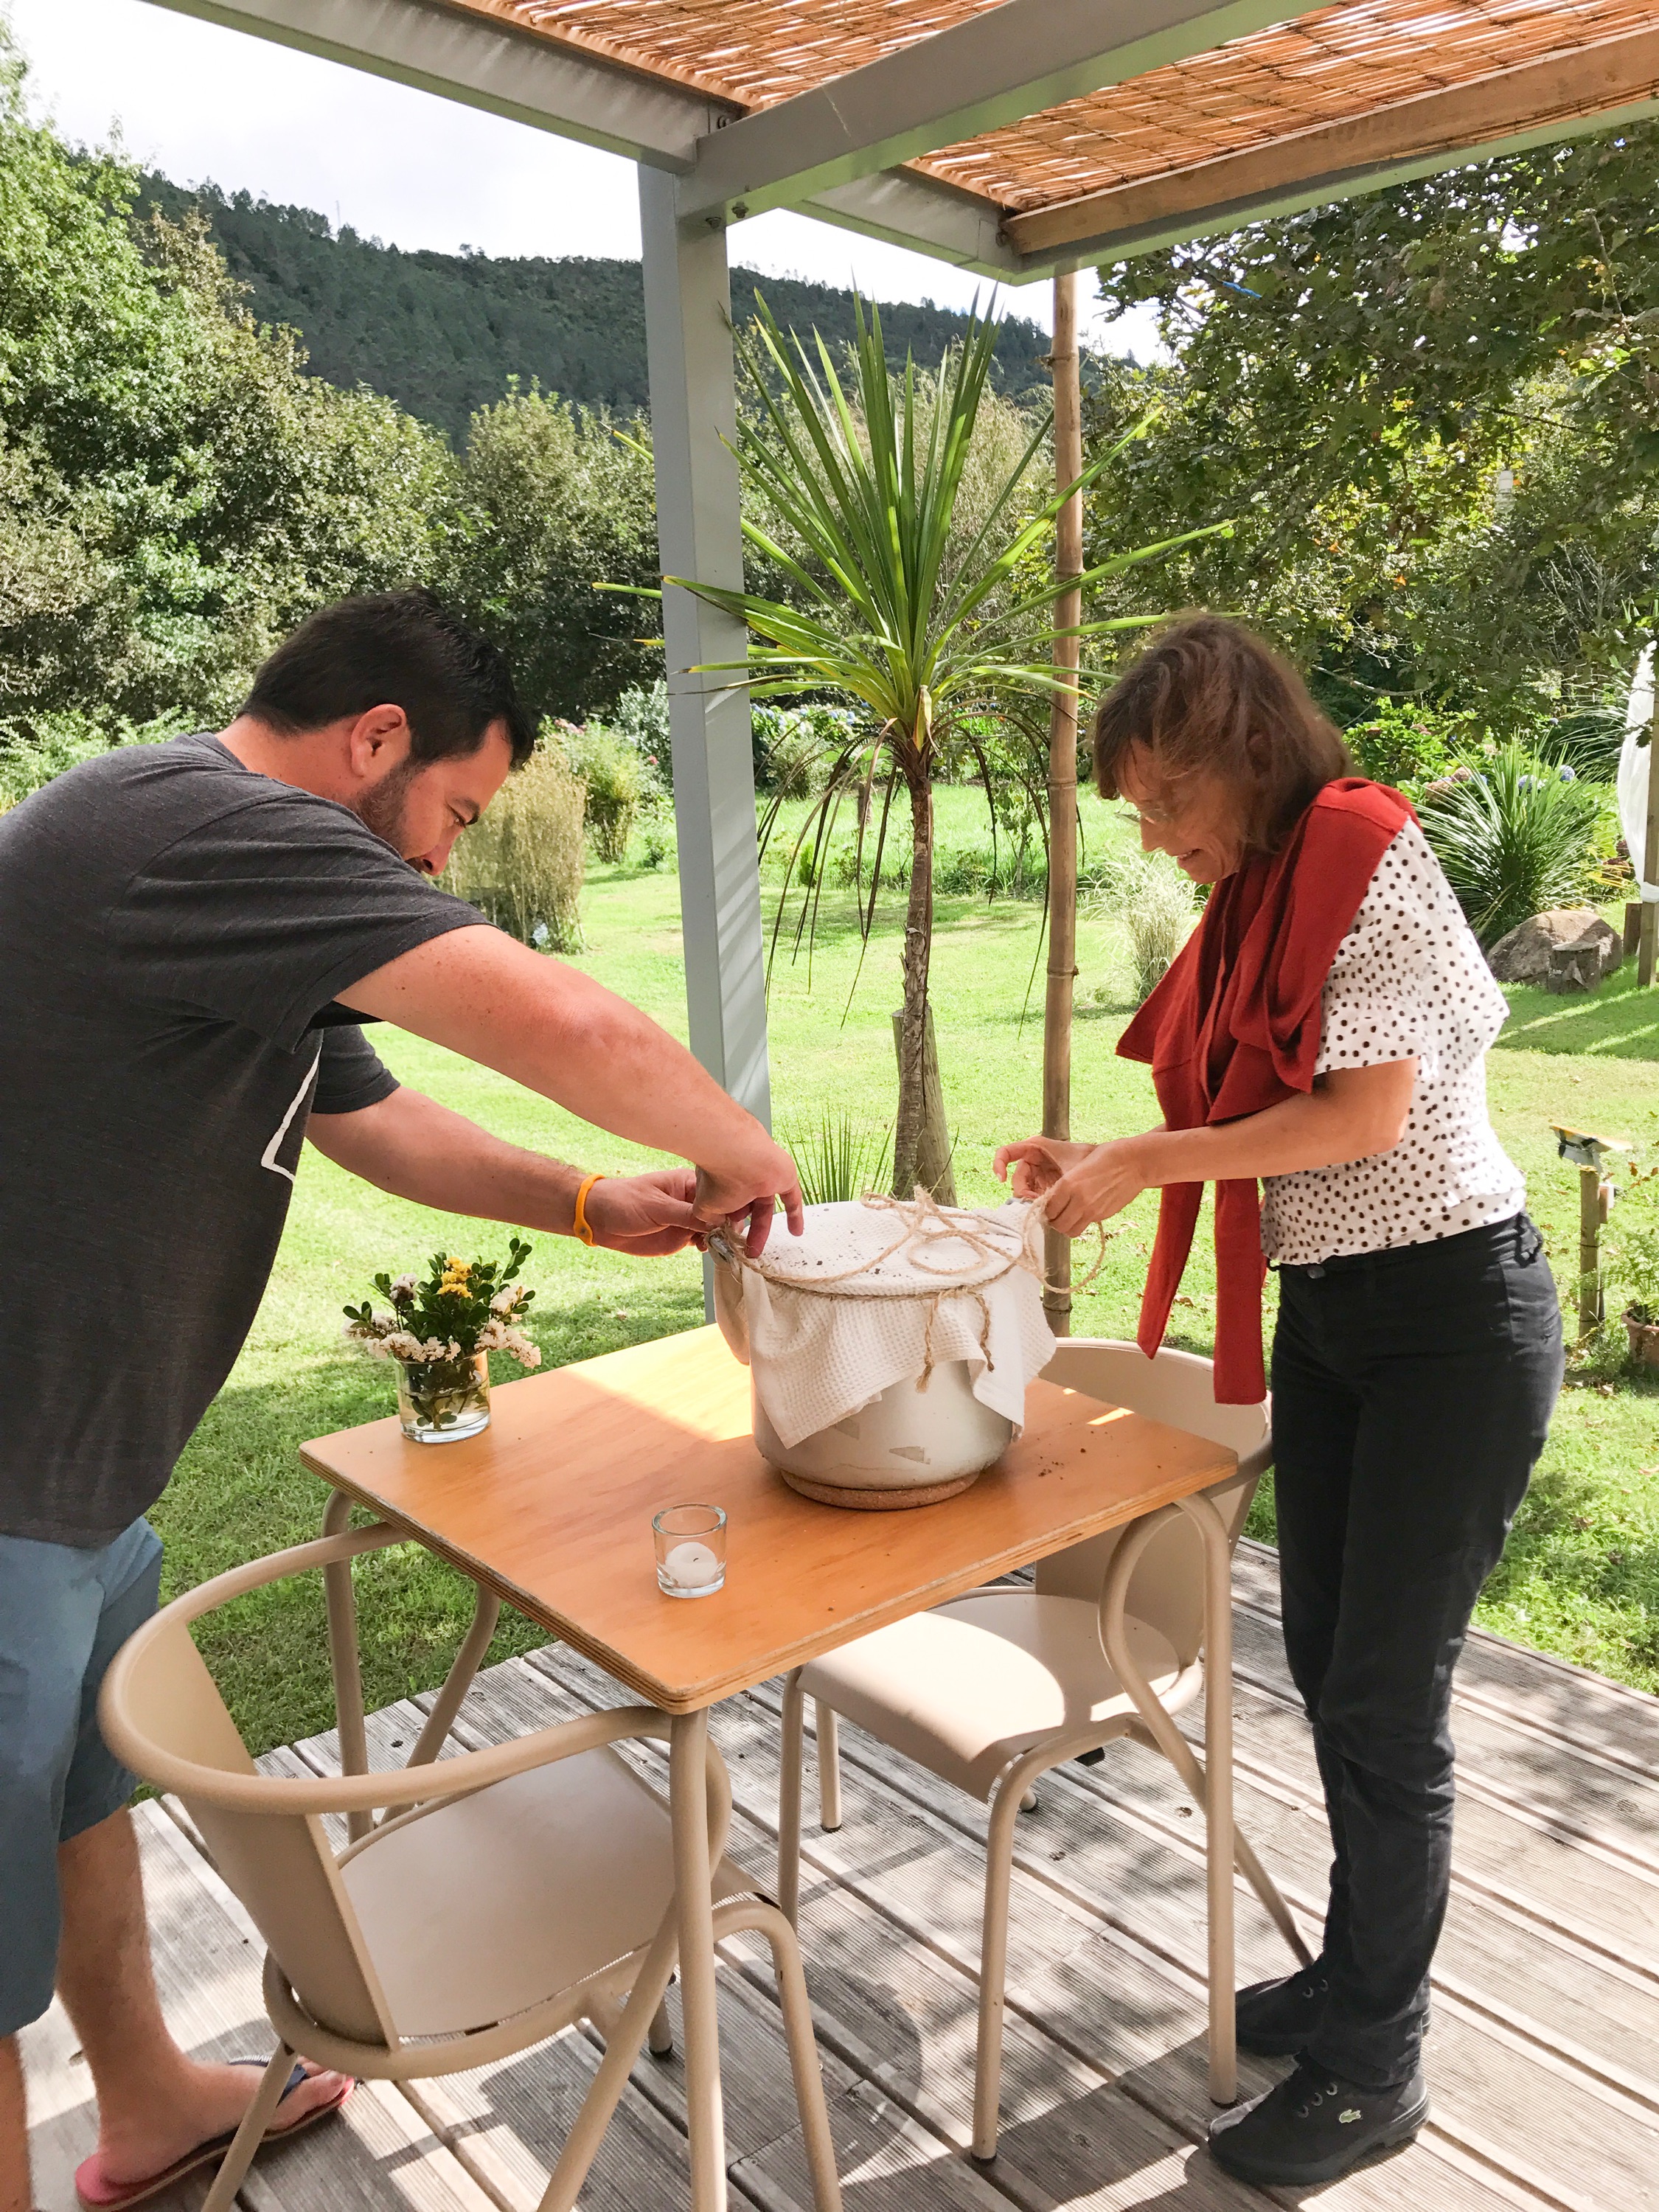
[157,787,1659,1751]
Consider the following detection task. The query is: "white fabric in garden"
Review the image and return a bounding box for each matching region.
[732,1197,1054,1450]
[1619,645,1655,898]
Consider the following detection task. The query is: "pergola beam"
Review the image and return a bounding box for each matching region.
[1007,26,1659,266]
[142,0,1029,277]
[140,0,732,164]
[677,0,1297,223]
[638,170,773,1132]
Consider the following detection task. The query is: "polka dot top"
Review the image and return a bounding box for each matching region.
[1259,818,1524,1267]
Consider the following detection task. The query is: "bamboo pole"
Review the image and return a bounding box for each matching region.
[1042,272,1084,1334]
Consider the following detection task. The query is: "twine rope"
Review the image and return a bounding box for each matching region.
[714,1190,1110,1388]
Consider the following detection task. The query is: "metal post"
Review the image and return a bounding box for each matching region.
[639,168,771,1127]
[1043,271,1083,1334]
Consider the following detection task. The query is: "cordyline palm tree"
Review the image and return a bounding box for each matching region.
[624,294,1218,1200]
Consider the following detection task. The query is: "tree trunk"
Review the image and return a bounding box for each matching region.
[890,1005,954,1203]
[1043,271,1084,1331]
[891,764,955,1201]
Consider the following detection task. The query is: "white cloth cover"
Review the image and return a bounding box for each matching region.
[734,1199,1054,1450]
[1621,645,1657,900]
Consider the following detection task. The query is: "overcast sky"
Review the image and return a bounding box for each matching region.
[8,0,1158,352]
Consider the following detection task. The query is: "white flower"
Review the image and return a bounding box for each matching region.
[476,1318,507,1350]
[383,1330,425,1362]
[389,1275,417,1303]
[489,1287,522,1314]
[493,1325,541,1368]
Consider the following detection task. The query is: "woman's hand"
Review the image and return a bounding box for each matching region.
[992,1136,1094,1200]
[996,1134,1148,1237]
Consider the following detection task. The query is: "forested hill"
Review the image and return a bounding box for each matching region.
[138,175,1051,444]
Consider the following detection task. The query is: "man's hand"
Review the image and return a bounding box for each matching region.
[582,1170,703,1256]
[691,1140,806,1258]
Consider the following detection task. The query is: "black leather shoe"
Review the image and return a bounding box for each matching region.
[1208,2056,1428,2185]
[1234,1959,1330,2055]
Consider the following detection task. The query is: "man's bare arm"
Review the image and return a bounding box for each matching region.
[335,925,801,1249]
[307,1088,704,1257]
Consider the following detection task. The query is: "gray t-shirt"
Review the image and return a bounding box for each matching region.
[0,733,483,1544]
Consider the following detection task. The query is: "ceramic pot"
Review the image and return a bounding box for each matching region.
[751,1365,1012,1509]
[1625,1310,1659,1370]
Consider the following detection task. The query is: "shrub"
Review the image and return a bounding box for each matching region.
[1418,742,1600,946]
[1088,846,1197,1004]
[1343,701,1457,787]
[558,720,645,863]
[1616,1219,1659,1329]
[610,680,672,791]
[1543,704,1627,783]
[443,744,585,951]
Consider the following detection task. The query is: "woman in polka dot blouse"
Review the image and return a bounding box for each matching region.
[997,617,1562,2191]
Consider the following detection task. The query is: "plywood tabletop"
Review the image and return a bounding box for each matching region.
[301,1326,1235,1711]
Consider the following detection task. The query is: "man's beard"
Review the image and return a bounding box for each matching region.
[352,760,421,864]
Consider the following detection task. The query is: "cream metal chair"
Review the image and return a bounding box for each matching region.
[777,1338,1309,2160]
[100,1522,842,2212]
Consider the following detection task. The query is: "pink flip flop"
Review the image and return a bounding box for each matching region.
[74,2059,352,2211]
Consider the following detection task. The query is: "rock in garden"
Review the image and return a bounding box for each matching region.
[1487,907,1621,984]
[1547,942,1603,993]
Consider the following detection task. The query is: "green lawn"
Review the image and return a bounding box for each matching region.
[159,787,1659,1751]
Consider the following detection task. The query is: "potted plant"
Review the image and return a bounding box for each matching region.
[1618,1218,1659,1369]
[344,1237,540,1441]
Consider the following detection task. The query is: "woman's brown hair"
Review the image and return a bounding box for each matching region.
[1092,614,1352,855]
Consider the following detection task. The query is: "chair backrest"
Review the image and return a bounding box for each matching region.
[104,1587,400,2050]
[1032,1339,1270,1668]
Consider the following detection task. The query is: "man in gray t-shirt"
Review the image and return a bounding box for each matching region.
[0,590,801,2209]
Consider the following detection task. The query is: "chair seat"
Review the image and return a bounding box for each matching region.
[341,1745,747,2037]
[798,1592,1189,1801]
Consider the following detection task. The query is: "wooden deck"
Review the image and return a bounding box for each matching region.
[23,1539,1659,2212]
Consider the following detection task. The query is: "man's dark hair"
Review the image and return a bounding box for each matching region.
[243,590,537,768]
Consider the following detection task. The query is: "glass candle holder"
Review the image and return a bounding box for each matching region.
[396,1349,490,1444]
[653,1503,727,1599]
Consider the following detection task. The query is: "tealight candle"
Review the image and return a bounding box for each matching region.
[661,1540,722,1590]
[652,1502,727,1598]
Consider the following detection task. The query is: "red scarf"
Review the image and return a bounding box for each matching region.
[1116,778,1414,1403]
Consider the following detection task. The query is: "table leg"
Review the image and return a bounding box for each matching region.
[671,1706,727,2212]
[1192,1492,1239,2107]
[321,1489,372,1843]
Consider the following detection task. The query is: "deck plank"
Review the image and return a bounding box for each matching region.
[35,1552,1659,2212]
[20,1803,495,2212]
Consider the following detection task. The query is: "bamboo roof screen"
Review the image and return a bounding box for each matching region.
[453,0,1659,222]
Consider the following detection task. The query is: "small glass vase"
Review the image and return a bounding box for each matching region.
[396,1350,491,1444]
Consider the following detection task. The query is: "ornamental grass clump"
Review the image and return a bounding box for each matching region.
[344,1237,540,1438]
[1088,846,1196,1004]
[1419,742,1599,946]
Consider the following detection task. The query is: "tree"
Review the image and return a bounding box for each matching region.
[0,21,456,737]
[630,296,1205,1200]
[441,387,661,723]
[1084,119,1659,722]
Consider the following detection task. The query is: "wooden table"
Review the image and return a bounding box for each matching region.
[302,1326,1239,2211]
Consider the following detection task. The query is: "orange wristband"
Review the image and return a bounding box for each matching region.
[573,1172,606,1247]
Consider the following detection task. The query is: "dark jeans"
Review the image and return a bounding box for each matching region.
[1270,1213,1562,2089]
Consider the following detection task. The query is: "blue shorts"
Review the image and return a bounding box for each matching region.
[0,1517,162,2037]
